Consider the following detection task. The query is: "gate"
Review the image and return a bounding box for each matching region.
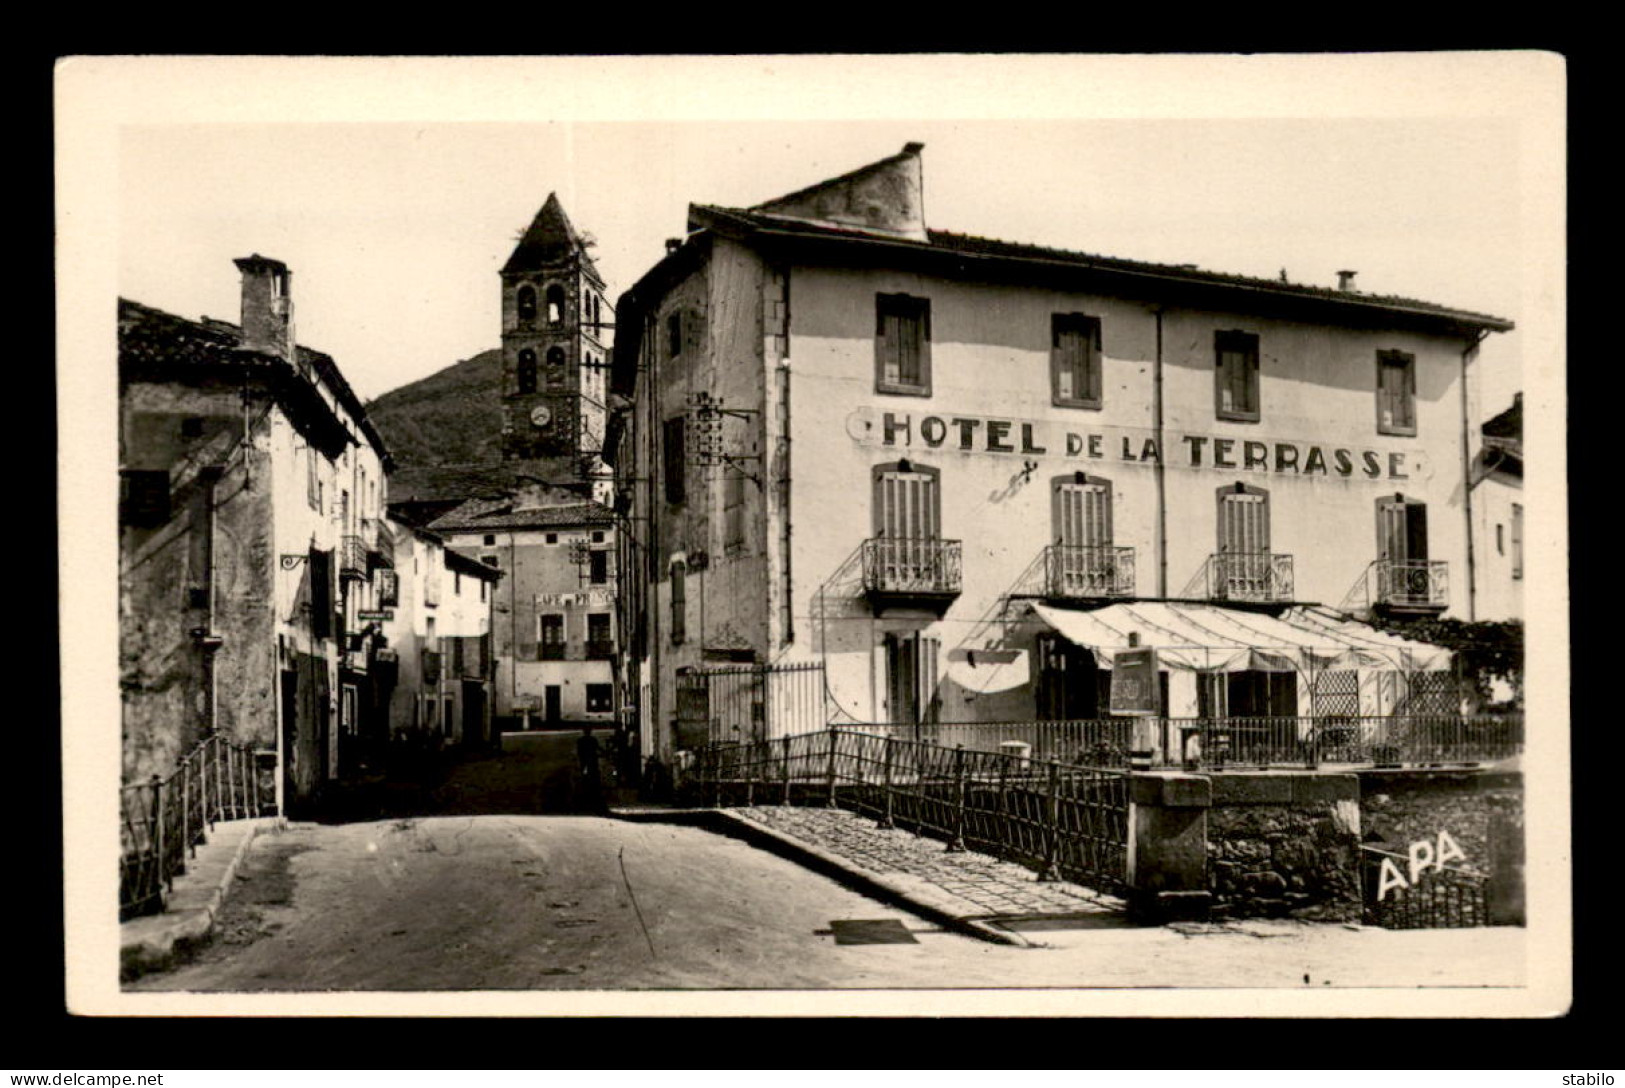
[1363,846,1490,929]
[681,661,827,746]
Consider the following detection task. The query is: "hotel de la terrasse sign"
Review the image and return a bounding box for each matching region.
[847,408,1431,482]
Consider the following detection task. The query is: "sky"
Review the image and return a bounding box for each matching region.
[86,55,1564,415]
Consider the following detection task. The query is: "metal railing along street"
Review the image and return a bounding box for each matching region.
[691,726,1130,892]
[119,733,268,919]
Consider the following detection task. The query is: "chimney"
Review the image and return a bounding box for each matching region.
[233,254,294,360]
[1336,270,1358,292]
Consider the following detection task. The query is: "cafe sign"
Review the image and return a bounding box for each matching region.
[847,408,1430,482]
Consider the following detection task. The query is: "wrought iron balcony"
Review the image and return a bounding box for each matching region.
[339,535,369,582]
[1371,559,1449,613]
[585,639,616,661]
[861,537,963,612]
[1043,544,1135,600]
[1202,551,1295,603]
[539,642,566,661]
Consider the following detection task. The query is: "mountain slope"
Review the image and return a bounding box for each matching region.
[366,349,504,467]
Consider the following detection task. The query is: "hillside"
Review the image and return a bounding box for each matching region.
[365,348,505,468]
[367,348,589,506]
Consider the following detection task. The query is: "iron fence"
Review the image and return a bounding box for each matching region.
[691,727,1129,892]
[1170,714,1523,769]
[119,733,268,920]
[684,660,828,745]
[1363,848,1490,929]
[883,719,1133,767]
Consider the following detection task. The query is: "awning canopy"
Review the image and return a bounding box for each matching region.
[1029,601,1452,674]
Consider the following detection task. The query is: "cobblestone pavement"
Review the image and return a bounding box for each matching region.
[732,805,1124,920]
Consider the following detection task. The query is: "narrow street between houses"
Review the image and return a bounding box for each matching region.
[129,813,1527,993]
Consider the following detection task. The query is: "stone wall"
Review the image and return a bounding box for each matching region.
[1204,774,1363,922]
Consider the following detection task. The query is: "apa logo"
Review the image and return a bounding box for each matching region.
[1374,830,1468,901]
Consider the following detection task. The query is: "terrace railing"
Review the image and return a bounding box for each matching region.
[860,537,963,607]
[120,733,268,920]
[1190,551,1296,603]
[1372,559,1450,610]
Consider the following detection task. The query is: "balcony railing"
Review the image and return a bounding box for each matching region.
[1201,551,1295,603]
[860,537,963,609]
[539,642,566,661]
[1043,544,1135,600]
[585,639,616,661]
[1371,559,1449,612]
[339,534,369,582]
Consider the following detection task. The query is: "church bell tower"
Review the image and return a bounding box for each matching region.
[499,194,611,463]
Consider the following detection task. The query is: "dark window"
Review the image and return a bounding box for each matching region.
[546,284,565,326]
[663,416,687,505]
[546,533,558,545]
[591,530,604,543]
[1376,350,1417,436]
[585,684,612,713]
[546,346,566,385]
[1051,313,1103,408]
[517,285,537,323]
[884,632,940,725]
[517,349,538,393]
[1214,330,1261,422]
[483,534,496,546]
[181,416,205,438]
[875,293,931,395]
[670,561,687,644]
[589,550,608,584]
[667,311,683,359]
[120,470,170,528]
[540,614,565,659]
[309,547,334,640]
[588,612,611,643]
[1376,495,1428,564]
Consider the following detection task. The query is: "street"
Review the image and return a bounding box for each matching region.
[129,812,1528,993]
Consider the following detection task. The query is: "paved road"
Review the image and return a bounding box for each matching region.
[130,815,1528,993]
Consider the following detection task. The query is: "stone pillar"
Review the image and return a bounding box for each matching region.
[1126,772,1213,922]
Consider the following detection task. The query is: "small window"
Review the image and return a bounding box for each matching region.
[546,346,566,385]
[1214,330,1261,422]
[589,550,609,585]
[724,471,746,551]
[483,534,496,546]
[670,561,687,644]
[120,469,170,527]
[1051,314,1103,408]
[588,612,612,644]
[875,293,932,396]
[585,684,612,713]
[517,285,537,324]
[181,416,205,439]
[1511,503,1523,580]
[1376,350,1417,436]
[546,284,566,326]
[517,349,538,394]
[540,613,566,659]
[663,416,687,505]
[1496,524,1505,555]
[591,530,604,544]
[667,312,683,359]
[546,533,558,545]
[454,571,462,595]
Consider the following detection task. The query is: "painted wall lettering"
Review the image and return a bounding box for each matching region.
[1373,829,1469,901]
[852,408,1428,481]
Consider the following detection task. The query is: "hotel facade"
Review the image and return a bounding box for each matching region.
[608,144,1515,764]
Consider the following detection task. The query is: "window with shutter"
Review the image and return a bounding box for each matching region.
[874,294,931,395]
[670,562,687,645]
[1215,330,1261,422]
[1052,474,1115,593]
[1052,313,1103,408]
[1511,503,1523,580]
[663,417,687,505]
[873,462,942,589]
[1216,485,1271,598]
[1376,350,1417,435]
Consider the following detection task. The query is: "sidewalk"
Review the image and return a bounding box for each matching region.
[119,816,278,981]
[656,803,1126,947]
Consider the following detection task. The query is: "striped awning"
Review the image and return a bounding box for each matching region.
[1029,601,1451,673]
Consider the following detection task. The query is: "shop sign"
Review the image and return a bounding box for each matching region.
[848,408,1430,482]
[536,590,615,607]
[1109,648,1160,716]
[358,610,394,621]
